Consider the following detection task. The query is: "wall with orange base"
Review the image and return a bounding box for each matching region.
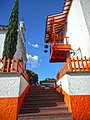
[56,86,90,120]
[0,85,30,120]
[56,85,72,112]
[18,85,30,113]
[56,72,90,120]
[0,73,30,120]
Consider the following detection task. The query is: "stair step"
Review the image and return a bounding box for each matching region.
[31,84,54,89]
[24,97,63,103]
[28,91,58,94]
[30,87,55,90]
[20,105,68,110]
[20,106,68,113]
[26,94,62,97]
[29,87,55,90]
[18,85,72,120]
[20,109,68,114]
[22,102,66,108]
[22,100,64,104]
[20,109,67,114]
[22,101,65,106]
[18,112,72,119]
[24,95,63,100]
[22,100,64,105]
[18,117,72,120]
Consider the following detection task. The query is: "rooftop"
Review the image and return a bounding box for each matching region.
[0,25,8,30]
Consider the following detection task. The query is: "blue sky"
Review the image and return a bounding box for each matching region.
[0,0,64,81]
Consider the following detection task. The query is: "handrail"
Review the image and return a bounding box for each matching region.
[51,36,69,46]
[56,56,90,81]
[0,56,28,81]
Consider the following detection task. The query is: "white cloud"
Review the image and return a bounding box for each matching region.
[28,42,39,48]
[28,42,30,45]
[32,44,39,48]
[26,54,40,68]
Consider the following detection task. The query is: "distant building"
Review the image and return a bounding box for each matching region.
[0,21,26,69]
[40,78,55,85]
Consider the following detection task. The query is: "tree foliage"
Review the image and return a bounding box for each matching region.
[3,0,18,59]
[26,70,38,84]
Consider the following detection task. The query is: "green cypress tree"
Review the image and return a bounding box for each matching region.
[3,0,18,59]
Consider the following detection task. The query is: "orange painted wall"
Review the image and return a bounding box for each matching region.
[56,86,90,120]
[70,95,90,120]
[56,85,72,112]
[18,84,30,113]
[0,98,18,120]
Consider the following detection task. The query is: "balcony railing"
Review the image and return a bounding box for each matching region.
[56,56,90,81]
[0,57,28,81]
[52,36,69,46]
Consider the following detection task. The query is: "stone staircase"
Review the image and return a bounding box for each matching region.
[18,84,72,120]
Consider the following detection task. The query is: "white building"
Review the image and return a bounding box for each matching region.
[0,21,26,69]
[55,1,90,119]
[63,0,90,59]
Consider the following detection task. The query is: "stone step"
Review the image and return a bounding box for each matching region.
[29,87,55,91]
[20,106,68,113]
[24,97,63,101]
[22,102,65,108]
[18,117,72,120]
[28,91,58,94]
[20,109,69,114]
[28,93,61,96]
[30,86,55,89]
[18,85,72,120]
[18,112,72,119]
[20,105,68,111]
[22,104,66,108]
[25,94,62,98]
[23,100,64,104]
[22,101,65,105]
[30,85,54,88]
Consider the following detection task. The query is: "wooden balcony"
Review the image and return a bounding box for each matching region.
[50,36,71,62]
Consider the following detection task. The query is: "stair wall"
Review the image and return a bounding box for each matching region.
[0,73,30,120]
[56,72,90,120]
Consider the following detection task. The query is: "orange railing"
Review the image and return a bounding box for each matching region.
[52,36,69,46]
[0,57,28,81]
[50,36,70,57]
[56,56,90,81]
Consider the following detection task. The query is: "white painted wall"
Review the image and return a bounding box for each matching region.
[0,73,29,97]
[57,74,70,94]
[80,0,90,35]
[0,30,7,58]
[65,0,90,58]
[57,72,90,95]
[19,75,29,96]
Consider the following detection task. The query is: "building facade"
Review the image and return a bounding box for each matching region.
[0,21,26,69]
[64,0,90,59]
